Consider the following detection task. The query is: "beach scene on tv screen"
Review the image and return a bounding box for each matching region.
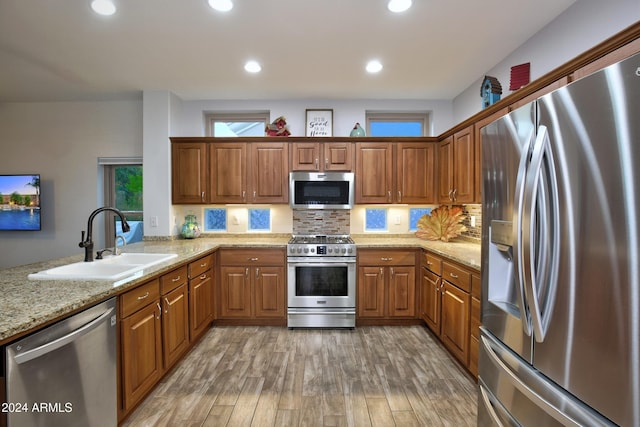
[0,175,41,230]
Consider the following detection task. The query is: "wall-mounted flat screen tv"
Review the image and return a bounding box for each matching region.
[0,174,41,231]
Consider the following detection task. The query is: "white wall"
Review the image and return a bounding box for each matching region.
[178,99,454,137]
[452,0,640,123]
[0,100,142,268]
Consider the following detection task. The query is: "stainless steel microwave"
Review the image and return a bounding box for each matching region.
[289,172,354,209]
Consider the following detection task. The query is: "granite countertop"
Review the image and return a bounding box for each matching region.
[0,233,480,345]
[352,234,481,270]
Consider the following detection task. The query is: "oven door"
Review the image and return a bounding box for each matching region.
[287,257,356,309]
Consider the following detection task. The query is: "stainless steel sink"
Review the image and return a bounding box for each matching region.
[28,253,178,281]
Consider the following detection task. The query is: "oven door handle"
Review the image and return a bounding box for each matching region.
[287,258,356,265]
[288,309,356,315]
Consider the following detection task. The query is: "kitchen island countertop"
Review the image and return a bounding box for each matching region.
[0,234,480,345]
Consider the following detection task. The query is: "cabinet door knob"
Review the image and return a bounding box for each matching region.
[397,191,402,203]
[156,302,162,320]
[379,267,384,277]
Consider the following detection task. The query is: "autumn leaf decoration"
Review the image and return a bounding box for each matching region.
[415,206,467,242]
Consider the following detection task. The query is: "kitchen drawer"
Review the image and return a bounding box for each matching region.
[471,271,481,299]
[423,252,443,275]
[359,249,416,266]
[160,265,188,294]
[218,248,285,266]
[189,254,213,278]
[471,296,481,339]
[442,261,471,292]
[121,278,160,318]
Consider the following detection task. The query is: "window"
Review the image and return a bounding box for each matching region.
[205,112,269,136]
[101,159,143,248]
[366,112,430,137]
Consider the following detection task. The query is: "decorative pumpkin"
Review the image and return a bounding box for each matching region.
[415,206,467,242]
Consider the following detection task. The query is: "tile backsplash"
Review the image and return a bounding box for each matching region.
[292,209,350,235]
[461,204,482,241]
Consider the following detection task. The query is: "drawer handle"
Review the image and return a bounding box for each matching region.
[137,292,150,300]
[200,262,207,267]
[200,274,207,280]
[449,273,459,279]
[248,257,259,262]
[172,275,181,282]
[380,257,393,261]
[426,261,433,265]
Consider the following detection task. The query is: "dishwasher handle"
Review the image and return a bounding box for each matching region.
[13,306,115,365]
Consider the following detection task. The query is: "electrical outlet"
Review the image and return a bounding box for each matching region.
[470,216,476,227]
[150,216,158,227]
[394,215,401,225]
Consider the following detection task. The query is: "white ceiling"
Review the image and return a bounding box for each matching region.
[0,0,577,103]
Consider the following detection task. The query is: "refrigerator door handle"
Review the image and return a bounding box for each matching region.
[481,333,585,427]
[523,125,560,342]
[512,128,534,336]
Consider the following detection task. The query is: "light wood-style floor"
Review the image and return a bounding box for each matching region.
[122,325,478,427]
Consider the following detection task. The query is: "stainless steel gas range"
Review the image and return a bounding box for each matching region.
[287,235,356,328]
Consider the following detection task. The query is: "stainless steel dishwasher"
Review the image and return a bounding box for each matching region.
[5,297,117,427]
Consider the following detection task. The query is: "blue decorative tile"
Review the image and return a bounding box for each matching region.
[410,208,432,231]
[365,208,387,231]
[204,208,227,231]
[249,208,270,231]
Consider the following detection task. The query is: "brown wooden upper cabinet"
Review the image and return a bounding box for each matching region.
[291,142,353,171]
[171,142,208,204]
[355,141,436,204]
[438,126,475,204]
[171,141,289,204]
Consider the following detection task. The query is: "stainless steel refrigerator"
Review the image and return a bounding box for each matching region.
[478,51,640,426]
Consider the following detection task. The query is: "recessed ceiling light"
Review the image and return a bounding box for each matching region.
[244,60,262,73]
[208,0,233,12]
[91,0,116,16]
[387,0,412,13]
[366,60,383,73]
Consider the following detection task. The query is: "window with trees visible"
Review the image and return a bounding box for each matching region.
[103,163,143,248]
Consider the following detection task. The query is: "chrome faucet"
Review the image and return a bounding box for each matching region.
[79,207,130,262]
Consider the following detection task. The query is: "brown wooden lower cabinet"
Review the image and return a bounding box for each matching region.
[120,282,163,414]
[188,257,214,340]
[119,253,217,421]
[441,281,470,363]
[161,283,190,369]
[419,250,480,377]
[357,249,417,320]
[217,248,286,322]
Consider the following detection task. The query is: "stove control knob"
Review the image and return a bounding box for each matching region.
[304,248,309,253]
[328,247,333,253]
[311,248,315,253]
[341,248,347,254]
[297,248,303,253]
[347,248,353,254]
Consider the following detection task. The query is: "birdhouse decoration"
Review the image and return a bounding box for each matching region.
[265,116,291,137]
[481,75,502,109]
